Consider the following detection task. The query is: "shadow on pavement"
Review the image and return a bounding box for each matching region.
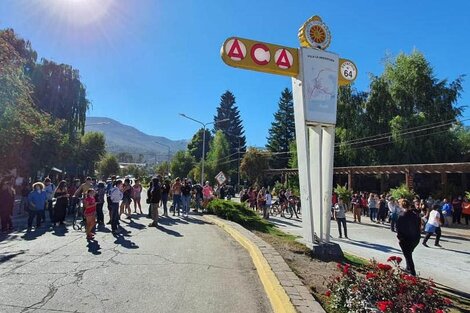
[441,247,470,256]
[87,239,101,255]
[341,239,402,253]
[435,282,470,300]
[20,227,48,241]
[113,233,139,249]
[158,217,188,226]
[184,216,210,225]
[127,220,146,230]
[52,224,69,237]
[270,218,302,228]
[0,250,26,264]
[96,224,112,233]
[156,225,183,237]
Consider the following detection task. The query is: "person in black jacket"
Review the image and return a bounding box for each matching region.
[396,199,421,276]
[148,177,162,227]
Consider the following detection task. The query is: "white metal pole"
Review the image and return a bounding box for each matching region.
[309,125,323,242]
[321,126,335,243]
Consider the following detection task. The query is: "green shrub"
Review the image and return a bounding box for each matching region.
[334,184,352,203]
[389,184,416,201]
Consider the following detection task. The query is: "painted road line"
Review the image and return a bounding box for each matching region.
[205,216,296,313]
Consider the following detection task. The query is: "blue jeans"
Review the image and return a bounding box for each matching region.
[182,195,191,215]
[369,207,377,221]
[173,194,182,215]
[110,202,120,231]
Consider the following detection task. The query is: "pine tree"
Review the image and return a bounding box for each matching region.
[266,88,295,169]
[213,91,247,182]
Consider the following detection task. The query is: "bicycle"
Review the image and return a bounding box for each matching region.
[72,198,85,230]
[283,196,300,219]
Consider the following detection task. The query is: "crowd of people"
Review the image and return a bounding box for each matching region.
[331,191,470,276]
[0,175,226,239]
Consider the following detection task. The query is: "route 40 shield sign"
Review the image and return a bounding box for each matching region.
[215,171,227,185]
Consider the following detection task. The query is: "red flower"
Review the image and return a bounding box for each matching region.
[377,263,393,271]
[402,274,418,284]
[387,256,396,262]
[325,290,331,297]
[426,288,434,295]
[435,310,444,313]
[377,300,393,312]
[336,263,343,270]
[366,272,378,279]
[411,303,425,311]
[395,256,402,264]
[443,298,452,305]
[343,264,351,275]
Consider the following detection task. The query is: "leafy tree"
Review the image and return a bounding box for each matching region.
[266,88,295,168]
[187,128,212,162]
[205,130,231,183]
[98,154,120,179]
[0,29,64,175]
[31,59,90,139]
[240,148,270,185]
[213,91,246,181]
[170,151,195,180]
[335,51,464,166]
[79,132,106,176]
[154,161,170,176]
[121,164,147,179]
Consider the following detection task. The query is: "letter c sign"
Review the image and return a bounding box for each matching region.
[250,43,270,65]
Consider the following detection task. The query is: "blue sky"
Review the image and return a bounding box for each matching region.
[1,0,469,146]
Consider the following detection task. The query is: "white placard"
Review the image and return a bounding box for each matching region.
[299,48,339,125]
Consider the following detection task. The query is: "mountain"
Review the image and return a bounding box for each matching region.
[85,117,188,163]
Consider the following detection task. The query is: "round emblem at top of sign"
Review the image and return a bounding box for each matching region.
[298,15,331,50]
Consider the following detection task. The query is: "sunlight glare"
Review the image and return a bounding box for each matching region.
[42,0,114,27]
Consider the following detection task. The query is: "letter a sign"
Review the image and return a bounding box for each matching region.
[225,38,246,61]
[221,37,299,77]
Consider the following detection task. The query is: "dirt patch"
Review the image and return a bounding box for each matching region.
[254,231,337,298]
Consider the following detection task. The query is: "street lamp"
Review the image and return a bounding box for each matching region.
[155,141,171,176]
[179,113,229,185]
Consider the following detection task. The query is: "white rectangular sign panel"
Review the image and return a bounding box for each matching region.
[299,48,339,125]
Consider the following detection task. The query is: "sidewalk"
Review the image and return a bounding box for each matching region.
[269,213,470,295]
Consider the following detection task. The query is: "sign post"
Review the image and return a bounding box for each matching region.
[221,15,357,250]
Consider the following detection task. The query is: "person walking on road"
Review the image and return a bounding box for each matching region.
[109,180,123,234]
[202,181,213,210]
[441,198,453,226]
[368,193,378,222]
[422,204,443,248]
[27,182,47,231]
[120,178,133,219]
[95,182,106,226]
[44,178,55,225]
[0,179,15,233]
[396,199,421,276]
[388,197,401,232]
[264,190,272,219]
[83,189,97,240]
[161,178,171,217]
[171,178,182,216]
[148,177,162,227]
[351,194,361,223]
[334,198,348,239]
[452,196,463,224]
[181,178,192,217]
[53,180,68,226]
[132,179,143,214]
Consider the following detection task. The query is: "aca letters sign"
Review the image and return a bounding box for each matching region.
[221,37,299,77]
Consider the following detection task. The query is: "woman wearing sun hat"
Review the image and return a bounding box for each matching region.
[27,182,47,231]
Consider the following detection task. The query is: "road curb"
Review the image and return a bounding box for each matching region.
[205,215,325,313]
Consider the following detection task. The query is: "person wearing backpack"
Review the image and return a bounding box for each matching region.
[148,177,162,227]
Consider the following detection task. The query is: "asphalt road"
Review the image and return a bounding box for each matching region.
[0,211,272,313]
[269,213,470,295]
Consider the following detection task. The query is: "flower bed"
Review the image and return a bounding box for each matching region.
[325,256,451,313]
